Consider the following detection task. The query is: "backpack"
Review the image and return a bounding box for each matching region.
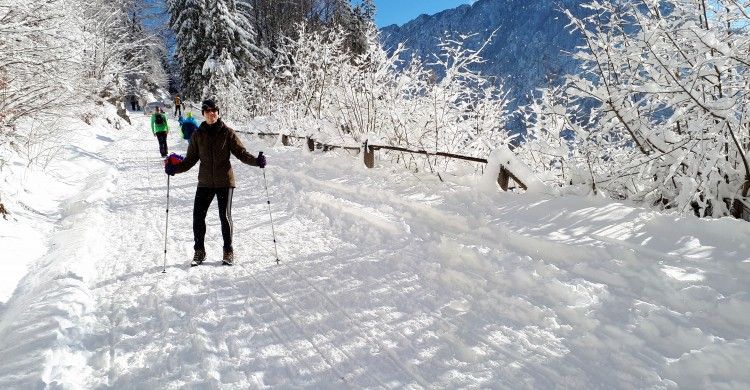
[182,122,197,139]
[155,113,166,126]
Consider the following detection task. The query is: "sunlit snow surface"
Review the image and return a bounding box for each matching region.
[0,107,749,388]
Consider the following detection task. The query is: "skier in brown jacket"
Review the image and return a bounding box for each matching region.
[164,99,266,266]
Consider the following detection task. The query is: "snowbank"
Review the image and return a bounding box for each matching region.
[0,104,126,387]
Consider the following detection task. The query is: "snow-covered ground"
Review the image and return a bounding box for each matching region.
[1,106,749,388]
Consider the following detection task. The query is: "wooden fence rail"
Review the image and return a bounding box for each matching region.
[237,130,527,191]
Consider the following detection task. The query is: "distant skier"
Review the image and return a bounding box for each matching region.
[178,112,199,145]
[164,99,266,266]
[174,95,182,117]
[151,106,170,157]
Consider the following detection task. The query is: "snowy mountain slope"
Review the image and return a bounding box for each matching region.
[380,0,586,127]
[0,108,749,388]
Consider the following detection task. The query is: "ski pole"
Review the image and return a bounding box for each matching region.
[259,152,280,265]
[163,175,170,273]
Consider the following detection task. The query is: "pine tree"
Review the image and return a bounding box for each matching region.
[169,0,207,100]
[169,0,265,102]
[359,0,375,22]
[203,0,260,76]
[331,0,375,55]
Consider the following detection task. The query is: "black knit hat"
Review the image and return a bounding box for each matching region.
[201,99,218,113]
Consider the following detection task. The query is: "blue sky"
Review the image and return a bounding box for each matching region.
[371,0,475,27]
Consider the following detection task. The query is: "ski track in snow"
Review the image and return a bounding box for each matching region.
[0,111,749,388]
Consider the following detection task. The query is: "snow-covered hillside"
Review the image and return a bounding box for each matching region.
[380,0,586,126]
[0,107,749,388]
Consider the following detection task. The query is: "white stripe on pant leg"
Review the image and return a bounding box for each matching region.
[227,188,233,248]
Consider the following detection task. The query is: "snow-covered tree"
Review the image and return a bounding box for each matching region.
[243,0,317,52]
[170,0,266,113]
[330,0,373,55]
[74,0,158,100]
[0,0,79,134]
[563,0,750,217]
[1,0,165,155]
[253,24,513,174]
[516,84,576,187]
[121,2,170,101]
[169,0,209,99]
[421,33,511,160]
[202,0,262,93]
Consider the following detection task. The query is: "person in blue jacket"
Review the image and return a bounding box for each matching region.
[178,112,199,144]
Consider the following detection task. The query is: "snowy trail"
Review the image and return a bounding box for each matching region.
[1,112,749,388]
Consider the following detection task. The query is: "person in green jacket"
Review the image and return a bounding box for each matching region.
[151,106,170,157]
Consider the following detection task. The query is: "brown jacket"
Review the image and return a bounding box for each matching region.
[174,119,259,187]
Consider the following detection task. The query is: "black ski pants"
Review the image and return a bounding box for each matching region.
[193,187,234,252]
[156,132,168,157]
[174,104,182,117]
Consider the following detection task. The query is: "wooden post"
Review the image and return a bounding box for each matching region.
[282,134,289,146]
[497,166,509,191]
[364,144,375,168]
[307,137,314,152]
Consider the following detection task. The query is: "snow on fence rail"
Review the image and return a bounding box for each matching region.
[237,130,529,191]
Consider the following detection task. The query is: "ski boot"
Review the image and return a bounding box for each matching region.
[222,250,234,266]
[191,249,206,267]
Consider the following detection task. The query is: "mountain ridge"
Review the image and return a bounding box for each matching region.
[380,0,587,127]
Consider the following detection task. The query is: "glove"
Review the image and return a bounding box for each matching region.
[166,153,184,166]
[257,152,267,169]
[164,153,184,176]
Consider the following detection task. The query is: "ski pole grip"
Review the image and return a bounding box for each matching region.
[258,151,265,169]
